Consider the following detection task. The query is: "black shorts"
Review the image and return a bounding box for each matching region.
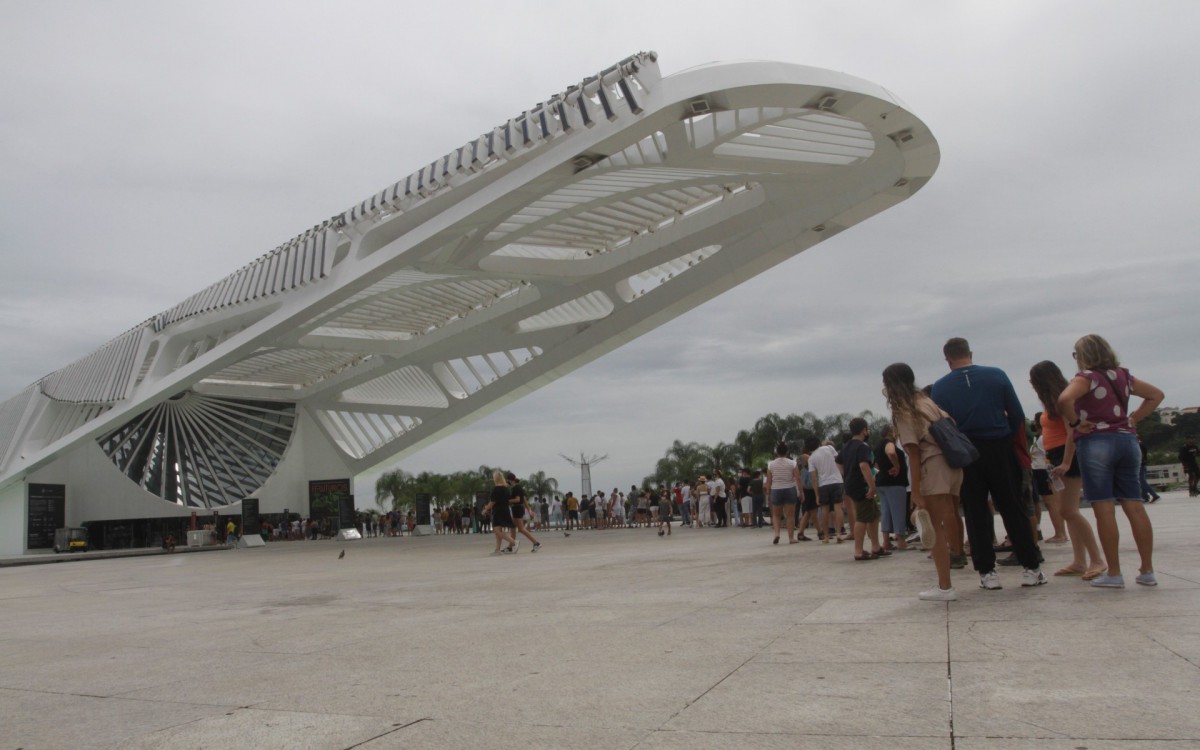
[802,488,818,512]
[511,505,525,520]
[568,510,579,520]
[1045,445,1080,478]
[492,514,514,529]
[1032,468,1053,497]
[818,484,843,507]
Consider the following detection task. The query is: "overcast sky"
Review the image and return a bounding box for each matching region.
[2,1,1197,504]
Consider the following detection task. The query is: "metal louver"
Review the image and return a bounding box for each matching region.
[98,392,296,508]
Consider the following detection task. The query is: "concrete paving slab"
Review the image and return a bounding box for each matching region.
[637,730,953,749]
[957,741,1200,750]
[760,620,949,664]
[0,490,1196,748]
[110,707,404,750]
[0,687,228,749]
[950,656,1200,740]
[357,719,646,750]
[664,660,952,737]
[948,616,1188,663]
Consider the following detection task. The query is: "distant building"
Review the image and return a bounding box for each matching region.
[1158,407,1200,426]
[1146,464,1184,489]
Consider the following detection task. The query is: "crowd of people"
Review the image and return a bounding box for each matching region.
[470,334,1172,603]
[345,333,1175,604]
[877,334,1164,600]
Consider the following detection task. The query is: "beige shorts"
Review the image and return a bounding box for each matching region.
[920,454,963,497]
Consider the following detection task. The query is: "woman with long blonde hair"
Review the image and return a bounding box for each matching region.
[883,363,963,600]
[482,469,517,555]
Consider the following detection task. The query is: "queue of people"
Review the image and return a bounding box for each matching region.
[880,334,1164,600]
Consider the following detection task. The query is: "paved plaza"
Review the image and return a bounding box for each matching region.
[3,492,1199,749]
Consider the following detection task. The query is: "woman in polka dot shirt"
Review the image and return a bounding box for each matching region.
[1056,334,1164,589]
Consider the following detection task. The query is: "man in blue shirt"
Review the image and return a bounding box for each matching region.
[932,337,1046,590]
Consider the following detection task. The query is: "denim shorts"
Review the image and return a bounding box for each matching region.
[1076,432,1142,503]
[769,486,798,507]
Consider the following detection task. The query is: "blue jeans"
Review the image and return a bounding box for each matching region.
[877,485,907,535]
[1138,464,1160,501]
[1076,432,1142,503]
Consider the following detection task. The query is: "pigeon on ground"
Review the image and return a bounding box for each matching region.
[338,549,345,559]
[563,532,570,537]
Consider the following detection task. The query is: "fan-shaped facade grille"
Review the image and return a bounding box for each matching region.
[97,392,296,508]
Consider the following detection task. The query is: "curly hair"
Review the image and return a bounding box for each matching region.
[1073,334,1119,371]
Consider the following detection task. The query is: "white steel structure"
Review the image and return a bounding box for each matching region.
[0,53,938,554]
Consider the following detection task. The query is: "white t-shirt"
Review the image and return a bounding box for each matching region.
[808,445,843,487]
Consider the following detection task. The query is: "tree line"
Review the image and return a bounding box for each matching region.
[375,466,559,513]
[372,408,1198,513]
[641,410,891,488]
[1135,411,1200,466]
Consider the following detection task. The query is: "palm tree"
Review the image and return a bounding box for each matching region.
[733,429,759,468]
[448,470,487,507]
[707,441,739,477]
[375,469,414,511]
[526,470,559,499]
[646,440,711,486]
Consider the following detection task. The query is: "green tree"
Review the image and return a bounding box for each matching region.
[526,470,559,499]
[375,469,415,511]
[707,441,739,478]
[645,439,711,487]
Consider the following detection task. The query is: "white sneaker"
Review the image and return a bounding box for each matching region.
[979,570,1002,590]
[513,540,521,553]
[919,586,958,601]
[1021,568,1048,587]
[914,509,935,550]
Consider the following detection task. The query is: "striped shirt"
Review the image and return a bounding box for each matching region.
[767,457,798,489]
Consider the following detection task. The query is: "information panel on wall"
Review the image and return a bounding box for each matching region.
[416,492,432,525]
[27,483,66,549]
[309,479,350,522]
[338,494,356,531]
[241,498,261,536]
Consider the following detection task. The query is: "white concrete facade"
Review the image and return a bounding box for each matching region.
[0,53,939,554]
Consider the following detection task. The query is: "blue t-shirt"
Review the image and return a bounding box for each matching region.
[931,364,1024,440]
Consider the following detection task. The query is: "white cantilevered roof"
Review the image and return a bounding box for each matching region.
[0,52,939,508]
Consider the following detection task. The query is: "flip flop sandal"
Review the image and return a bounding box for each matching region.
[1054,567,1085,576]
[1082,568,1107,581]
[853,554,875,561]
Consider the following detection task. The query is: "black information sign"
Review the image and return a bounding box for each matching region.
[27,483,65,549]
[415,492,432,525]
[308,479,350,521]
[338,494,356,530]
[241,498,261,536]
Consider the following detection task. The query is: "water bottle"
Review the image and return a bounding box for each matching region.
[1051,472,1065,493]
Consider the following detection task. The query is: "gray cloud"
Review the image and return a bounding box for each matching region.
[2,0,1197,500]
